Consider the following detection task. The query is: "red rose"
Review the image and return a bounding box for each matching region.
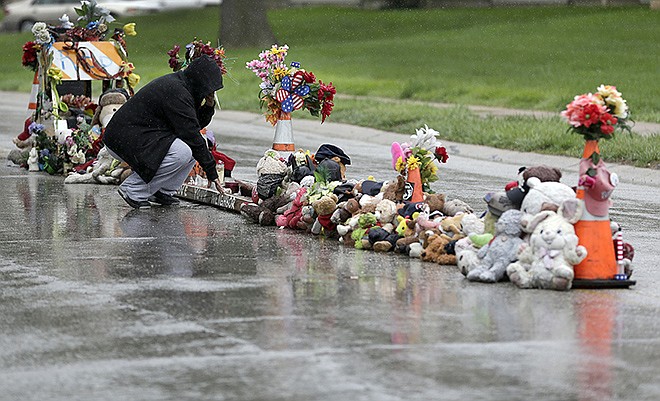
[302,71,316,83]
[435,146,449,163]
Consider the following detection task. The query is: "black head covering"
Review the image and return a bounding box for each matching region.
[181,55,224,105]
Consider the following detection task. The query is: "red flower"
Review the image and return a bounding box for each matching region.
[434,146,449,163]
[321,100,334,123]
[21,41,39,69]
[581,103,602,128]
[167,45,180,58]
[318,80,336,101]
[302,70,316,83]
[600,113,618,135]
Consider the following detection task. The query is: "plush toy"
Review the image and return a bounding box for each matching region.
[349,213,378,249]
[443,198,473,216]
[314,144,351,181]
[420,233,456,265]
[519,177,575,216]
[64,143,124,184]
[424,193,446,214]
[440,213,465,239]
[507,199,587,290]
[466,209,525,283]
[381,175,406,202]
[276,187,308,229]
[506,165,563,209]
[331,198,360,226]
[366,226,399,252]
[91,90,128,128]
[374,199,399,227]
[611,221,634,278]
[256,149,288,200]
[311,194,339,234]
[460,213,485,237]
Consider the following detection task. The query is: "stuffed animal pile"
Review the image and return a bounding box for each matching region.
[239,137,635,292]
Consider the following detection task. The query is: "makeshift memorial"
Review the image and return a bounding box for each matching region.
[246,44,336,153]
[13,0,139,175]
[562,85,635,287]
[391,125,449,202]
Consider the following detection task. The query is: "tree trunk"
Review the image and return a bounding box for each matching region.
[219,0,276,48]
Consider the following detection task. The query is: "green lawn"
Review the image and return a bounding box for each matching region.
[1,6,658,166]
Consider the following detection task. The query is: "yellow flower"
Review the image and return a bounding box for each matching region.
[597,84,621,100]
[127,72,140,88]
[406,155,420,170]
[395,156,405,173]
[123,23,137,36]
[609,96,628,118]
[272,67,289,80]
[270,45,287,56]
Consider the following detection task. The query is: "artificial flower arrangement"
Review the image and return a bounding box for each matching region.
[561,84,632,142]
[21,0,140,90]
[27,121,93,175]
[18,0,139,174]
[391,125,449,194]
[167,38,228,75]
[246,44,336,125]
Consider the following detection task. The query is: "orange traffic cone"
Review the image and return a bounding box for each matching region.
[405,165,424,203]
[573,140,617,281]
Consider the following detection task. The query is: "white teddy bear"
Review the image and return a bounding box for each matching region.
[507,199,587,291]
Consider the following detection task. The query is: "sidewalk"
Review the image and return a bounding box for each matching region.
[340,95,660,136]
[2,91,658,188]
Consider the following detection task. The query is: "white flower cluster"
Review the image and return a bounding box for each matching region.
[31,22,51,45]
[410,124,440,152]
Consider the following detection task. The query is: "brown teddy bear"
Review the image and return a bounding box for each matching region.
[311,194,339,235]
[424,193,446,214]
[420,233,457,265]
[381,175,406,202]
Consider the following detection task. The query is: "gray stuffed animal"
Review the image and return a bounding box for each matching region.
[466,209,524,283]
[506,199,587,291]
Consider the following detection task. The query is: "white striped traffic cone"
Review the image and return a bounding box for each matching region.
[272,111,294,158]
[27,71,39,117]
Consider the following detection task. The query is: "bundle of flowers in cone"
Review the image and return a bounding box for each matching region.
[246,44,336,156]
[561,85,631,282]
[391,125,449,202]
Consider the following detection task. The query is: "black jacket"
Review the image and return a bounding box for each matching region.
[103,55,224,183]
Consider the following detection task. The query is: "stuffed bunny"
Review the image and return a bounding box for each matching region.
[466,209,524,283]
[507,199,587,291]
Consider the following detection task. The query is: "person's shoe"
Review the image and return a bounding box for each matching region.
[118,189,151,209]
[148,190,180,206]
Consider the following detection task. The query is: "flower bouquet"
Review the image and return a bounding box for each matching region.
[167,38,228,75]
[246,44,336,125]
[391,125,449,199]
[561,84,632,142]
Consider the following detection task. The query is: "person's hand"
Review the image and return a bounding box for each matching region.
[207,178,223,192]
[204,93,215,107]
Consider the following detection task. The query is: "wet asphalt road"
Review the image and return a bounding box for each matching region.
[1,92,659,401]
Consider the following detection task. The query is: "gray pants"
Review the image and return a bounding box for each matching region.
[107,138,196,202]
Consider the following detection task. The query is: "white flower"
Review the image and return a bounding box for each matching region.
[410,124,439,151]
[31,22,51,44]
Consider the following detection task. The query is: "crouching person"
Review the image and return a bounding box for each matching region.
[103,55,224,208]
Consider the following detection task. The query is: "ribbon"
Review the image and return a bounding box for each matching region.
[63,41,124,81]
[538,247,561,269]
[275,71,310,113]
